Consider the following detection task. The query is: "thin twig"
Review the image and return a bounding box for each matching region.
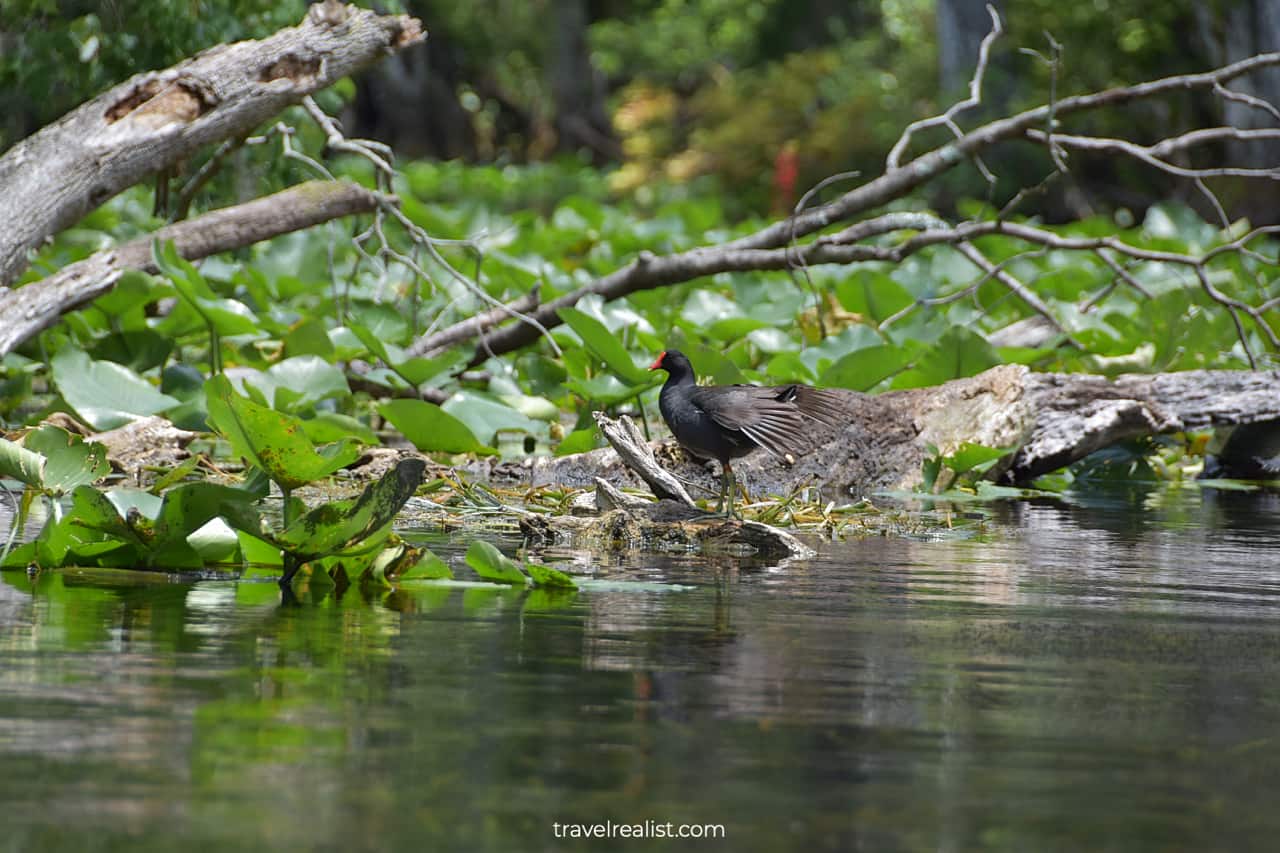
[887,4,1003,170]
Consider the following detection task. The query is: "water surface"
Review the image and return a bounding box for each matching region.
[3,486,1280,852]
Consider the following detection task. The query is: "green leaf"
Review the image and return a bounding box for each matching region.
[364,543,408,587]
[350,324,468,386]
[22,426,110,494]
[557,306,649,385]
[707,317,768,342]
[0,436,47,489]
[284,317,336,360]
[301,412,380,445]
[237,531,284,567]
[89,329,173,373]
[442,391,546,444]
[0,541,36,569]
[51,348,179,430]
[564,375,644,406]
[349,303,410,346]
[682,343,746,385]
[68,486,146,549]
[942,442,1014,476]
[891,326,1001,389]
[153,240,260,337]
[187,518,240,564]
[835,270,914,323]
[242,356,350,413]
[464,540,529,585]
[555,427,599,456]
[149,454,202,491]
[819,345,909,391]
[763,352,816,384]
[275,458,426,561]
[525,562,577,589]
[205,375,361,489]
[150,482,265,560]
[397,546,452,580]
[378,399,496,455]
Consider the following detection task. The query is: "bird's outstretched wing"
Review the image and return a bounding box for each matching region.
[691,384,842,459]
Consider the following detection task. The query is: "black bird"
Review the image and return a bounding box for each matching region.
[648,349,844,516]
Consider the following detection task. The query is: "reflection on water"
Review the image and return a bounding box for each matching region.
[3,487,1280,851]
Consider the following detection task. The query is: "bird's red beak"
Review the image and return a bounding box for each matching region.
[648,352,666,370]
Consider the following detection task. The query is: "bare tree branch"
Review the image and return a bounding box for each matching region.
[451,45,1280,365]
[887,4,1003,171]
[1027,129,1280,180]
[0,181,383,356]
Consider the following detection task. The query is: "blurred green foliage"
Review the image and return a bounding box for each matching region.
[0,0,1257,217]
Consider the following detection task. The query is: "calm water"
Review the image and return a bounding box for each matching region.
[3,486,1280,852]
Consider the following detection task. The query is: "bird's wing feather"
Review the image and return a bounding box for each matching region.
[691,386,809,458]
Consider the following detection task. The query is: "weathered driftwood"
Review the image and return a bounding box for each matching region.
[482,366,1280,500]
[0,3,423,290]
[92,416,198,480]
[0,181,382,356]
[520,505,815,559]
[591,412,695,505]
[514,419,812,557]
[1014,370,1280,479]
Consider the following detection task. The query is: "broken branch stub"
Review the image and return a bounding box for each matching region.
[592,412,696,506]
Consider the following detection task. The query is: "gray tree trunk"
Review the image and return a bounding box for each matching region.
[550,0,617,163]
[937,0,1003,95]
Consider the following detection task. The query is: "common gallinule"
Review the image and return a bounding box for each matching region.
[648,349,844,516]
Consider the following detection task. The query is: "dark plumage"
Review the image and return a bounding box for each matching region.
[648,349,843,515]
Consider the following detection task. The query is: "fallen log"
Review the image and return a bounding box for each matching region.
[490,366,1280,500]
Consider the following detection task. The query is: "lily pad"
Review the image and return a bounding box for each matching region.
[20,426,110,494]
[51,348,179,430]
[557,306,649,385]
[379,398,496,455]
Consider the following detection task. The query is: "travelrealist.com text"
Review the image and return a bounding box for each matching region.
[552,821,726,840]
